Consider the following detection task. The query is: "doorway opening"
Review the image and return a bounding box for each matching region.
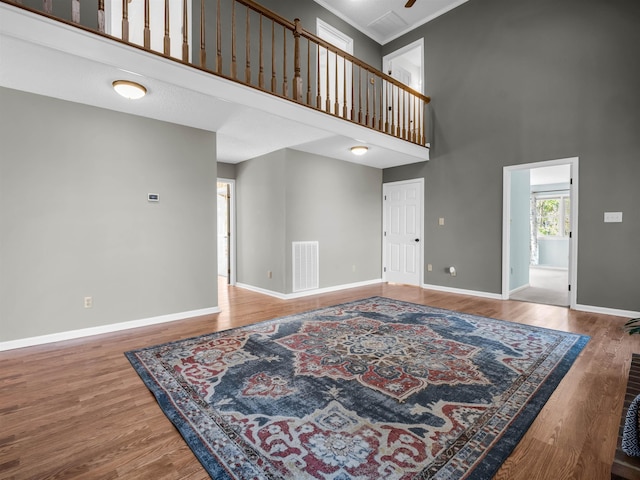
[502,158,579,308]
[382,38,424,93]
[382,39,424,140]
[217,179,236,285]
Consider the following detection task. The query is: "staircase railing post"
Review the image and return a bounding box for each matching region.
[293,18,302,102]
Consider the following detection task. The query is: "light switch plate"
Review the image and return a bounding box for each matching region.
[604,212,622,223]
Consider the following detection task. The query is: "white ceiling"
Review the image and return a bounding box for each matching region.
[0,4,433,169]
[314,0,469,44]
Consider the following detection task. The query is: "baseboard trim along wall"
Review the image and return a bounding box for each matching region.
[0,307,221,352]
[575,304,639,319]
[422,284,504,300]
[236,279,384,300]
[509,284,531,295]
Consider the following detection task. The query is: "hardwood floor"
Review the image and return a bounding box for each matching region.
[0,280,637,479]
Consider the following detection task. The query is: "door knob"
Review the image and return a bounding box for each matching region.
[414,238,420,242]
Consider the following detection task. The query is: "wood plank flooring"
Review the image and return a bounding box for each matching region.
[1,281,637,479]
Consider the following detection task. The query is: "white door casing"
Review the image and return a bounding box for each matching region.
[502,158,578,308]
[383,179,424,286]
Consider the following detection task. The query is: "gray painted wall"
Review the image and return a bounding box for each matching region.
[284,150,382,292]
[218,162,237,179]
[236,151,287,292]
[510,170,530,291]
[0,87,218,342]
[236,149,382,294]
[383,0,640,310]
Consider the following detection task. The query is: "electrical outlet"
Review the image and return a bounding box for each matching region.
[84,296,93,308]
[427,264,433,272]
[352,265,356,272]
[438,217,445,226]
[267,270,272,279]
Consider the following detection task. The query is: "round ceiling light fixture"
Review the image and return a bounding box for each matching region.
[112,80,147,100]
[350,146,369,156]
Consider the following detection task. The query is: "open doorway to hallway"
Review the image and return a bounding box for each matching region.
[502,158,579,308]
[217,179,236,285]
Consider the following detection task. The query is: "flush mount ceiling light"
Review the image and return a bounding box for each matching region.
[350,146,368,156]
[112,80,147,100]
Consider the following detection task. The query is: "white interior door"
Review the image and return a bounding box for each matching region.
[383,179,423,286]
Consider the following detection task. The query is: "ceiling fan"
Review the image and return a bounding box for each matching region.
[405,0,417,7]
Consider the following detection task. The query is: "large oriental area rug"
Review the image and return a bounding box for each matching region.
[126,297,589,479]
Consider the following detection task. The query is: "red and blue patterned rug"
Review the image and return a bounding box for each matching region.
[126,297,589,479]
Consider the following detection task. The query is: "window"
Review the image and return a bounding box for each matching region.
[535,195,570,237]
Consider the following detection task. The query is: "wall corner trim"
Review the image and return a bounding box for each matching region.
[236,279,384,300]
[422,284,504,300]
[0,306,221,352]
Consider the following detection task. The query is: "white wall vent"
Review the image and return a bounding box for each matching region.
[292,241,319,292]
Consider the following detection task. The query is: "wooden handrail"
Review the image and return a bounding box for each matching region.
[2,0,431,147]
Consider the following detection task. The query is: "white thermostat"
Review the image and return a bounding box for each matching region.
[148,193,159,202]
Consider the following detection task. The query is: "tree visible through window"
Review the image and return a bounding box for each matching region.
[535,195,570,237]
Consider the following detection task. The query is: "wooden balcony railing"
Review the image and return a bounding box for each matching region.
[4,0,431,146]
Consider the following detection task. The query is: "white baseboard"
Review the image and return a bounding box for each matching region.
[509,284,531,295]
[236,279,383,300]
[422,284,503,300]
[574,304,639,319]
[0,306,221,352]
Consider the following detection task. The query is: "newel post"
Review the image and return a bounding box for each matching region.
[293,18,303,103]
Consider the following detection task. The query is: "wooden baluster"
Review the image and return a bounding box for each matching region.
[231,1,237,78]
[334,50,339,115]
[379,77,383,131]
[258,15,264,89]
[342,57,347,118]
[245,8,251,83]
[372,76,376,129]
[411,95,418,143]
[72,0,80,24]
[271,22,276,92]
[400,88,407,138]
[98,0,105,33]
[182,0,189,61]
[43,0,52,14]
[421,101,426,145]
[144,0,150,49]
[385,81,390,133]
[316,44,322,108]
[351,63,355,120]
[122,0,129,42]
[405,90,409,139]
[307,40,312,105]
[164,0,171,55]
[293,19,302,102]
[200,0,206,67]
[216,0,221,71]
[365,71,370,126]
[325,47,330,112]
[282,26,288,97]
[393,87,398,137]
[358,66,362,124]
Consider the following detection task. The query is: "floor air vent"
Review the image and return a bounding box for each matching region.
[292,241,319,293]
